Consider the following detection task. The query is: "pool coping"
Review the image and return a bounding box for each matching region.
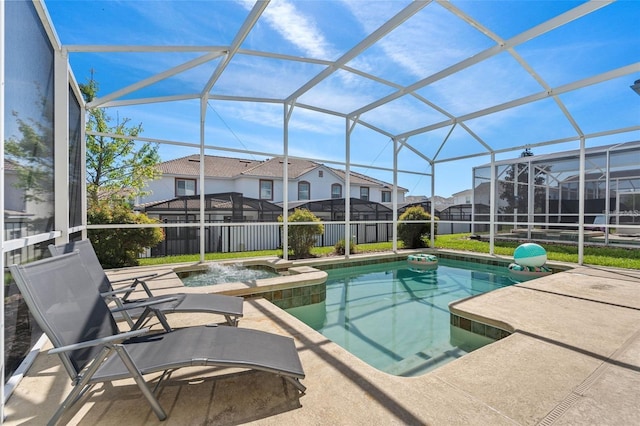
[293,249,572,272]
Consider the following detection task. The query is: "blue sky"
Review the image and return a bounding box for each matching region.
[45,0,640,198]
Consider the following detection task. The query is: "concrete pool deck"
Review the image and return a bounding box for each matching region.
[5,253,640,425]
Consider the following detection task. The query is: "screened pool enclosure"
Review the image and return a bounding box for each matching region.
[2,0,639,410]
[473,142,640,248]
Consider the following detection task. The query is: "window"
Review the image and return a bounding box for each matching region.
[260,179,273,200]
[298,181,310,200]
[331,184,342,199]
[360,187,369,201]
[318,170,323,177]
[382,191,391,202]
[176,178,196,196]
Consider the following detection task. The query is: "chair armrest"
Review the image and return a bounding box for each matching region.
[132,278,155,298]
[101,287,137,298]
[110,296,178,312]
[48,327,150,355]
[109,273,158,285]
[114,275,156,299]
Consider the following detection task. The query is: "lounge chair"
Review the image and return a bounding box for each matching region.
[48,239,243,330]
[9,252,306,425]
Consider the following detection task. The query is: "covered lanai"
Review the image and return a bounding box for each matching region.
[2,0,640,417]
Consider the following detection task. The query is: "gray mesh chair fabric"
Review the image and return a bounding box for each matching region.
[9,252,305,425]
[49,239,243,329]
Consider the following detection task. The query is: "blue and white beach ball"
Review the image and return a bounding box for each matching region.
[513,243,547,267]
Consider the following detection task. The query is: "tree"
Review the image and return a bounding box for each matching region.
[80,73,164,266]
[397,206,438,248]
[4,112,53,205]
[88,200,164,268]
[279,209,324,259]
[80,74,161,205]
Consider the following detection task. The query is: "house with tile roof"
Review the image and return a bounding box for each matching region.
[138,155,407,206]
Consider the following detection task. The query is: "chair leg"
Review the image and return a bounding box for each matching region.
[283,376,307,394]
[225,314,239,326]
[132,308,172,332]
[113,345,167,421]
[48,347,111,426]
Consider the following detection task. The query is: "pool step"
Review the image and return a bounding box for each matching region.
[385,346,467,376]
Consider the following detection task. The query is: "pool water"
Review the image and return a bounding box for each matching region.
[180,263,278,286]
[286,259,516,376]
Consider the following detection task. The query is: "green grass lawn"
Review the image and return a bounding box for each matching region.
[433,234,640,269]
[139,234,640,270]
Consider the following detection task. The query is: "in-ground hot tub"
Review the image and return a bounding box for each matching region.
[177,262,281,287]
[173,258,328,309]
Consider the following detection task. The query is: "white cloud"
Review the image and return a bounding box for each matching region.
[343,1,474,79]
[237,0,335,59]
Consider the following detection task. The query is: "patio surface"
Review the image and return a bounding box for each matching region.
[4,254,640,425]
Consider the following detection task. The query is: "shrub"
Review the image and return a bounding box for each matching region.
[397,206,438,248]
[88,200,164,268]
[279,208,324,259]
[334,238,357,255]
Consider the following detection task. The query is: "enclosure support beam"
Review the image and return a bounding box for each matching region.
[605,148,612,245]
[430,159,436,249]
[199,98,207,262]
[489,152,496,255]
[345,117,358,258]
[578,137,586,265]
[528,157,534,239]
[54,49,70,246]
[393,138,402,254]
[283,102,295,260]
[471,168,476,236]
[0,0,5,417]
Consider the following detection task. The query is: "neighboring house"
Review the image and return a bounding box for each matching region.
[469,181,509,212]
[451,189,472,206]
[138,155,407,206]
[4,159,25,214]
[3,158,54,230]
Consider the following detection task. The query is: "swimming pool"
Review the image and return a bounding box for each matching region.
[286,258,516,376]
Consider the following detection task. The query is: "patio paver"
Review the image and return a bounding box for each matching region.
[4,258,639,425]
